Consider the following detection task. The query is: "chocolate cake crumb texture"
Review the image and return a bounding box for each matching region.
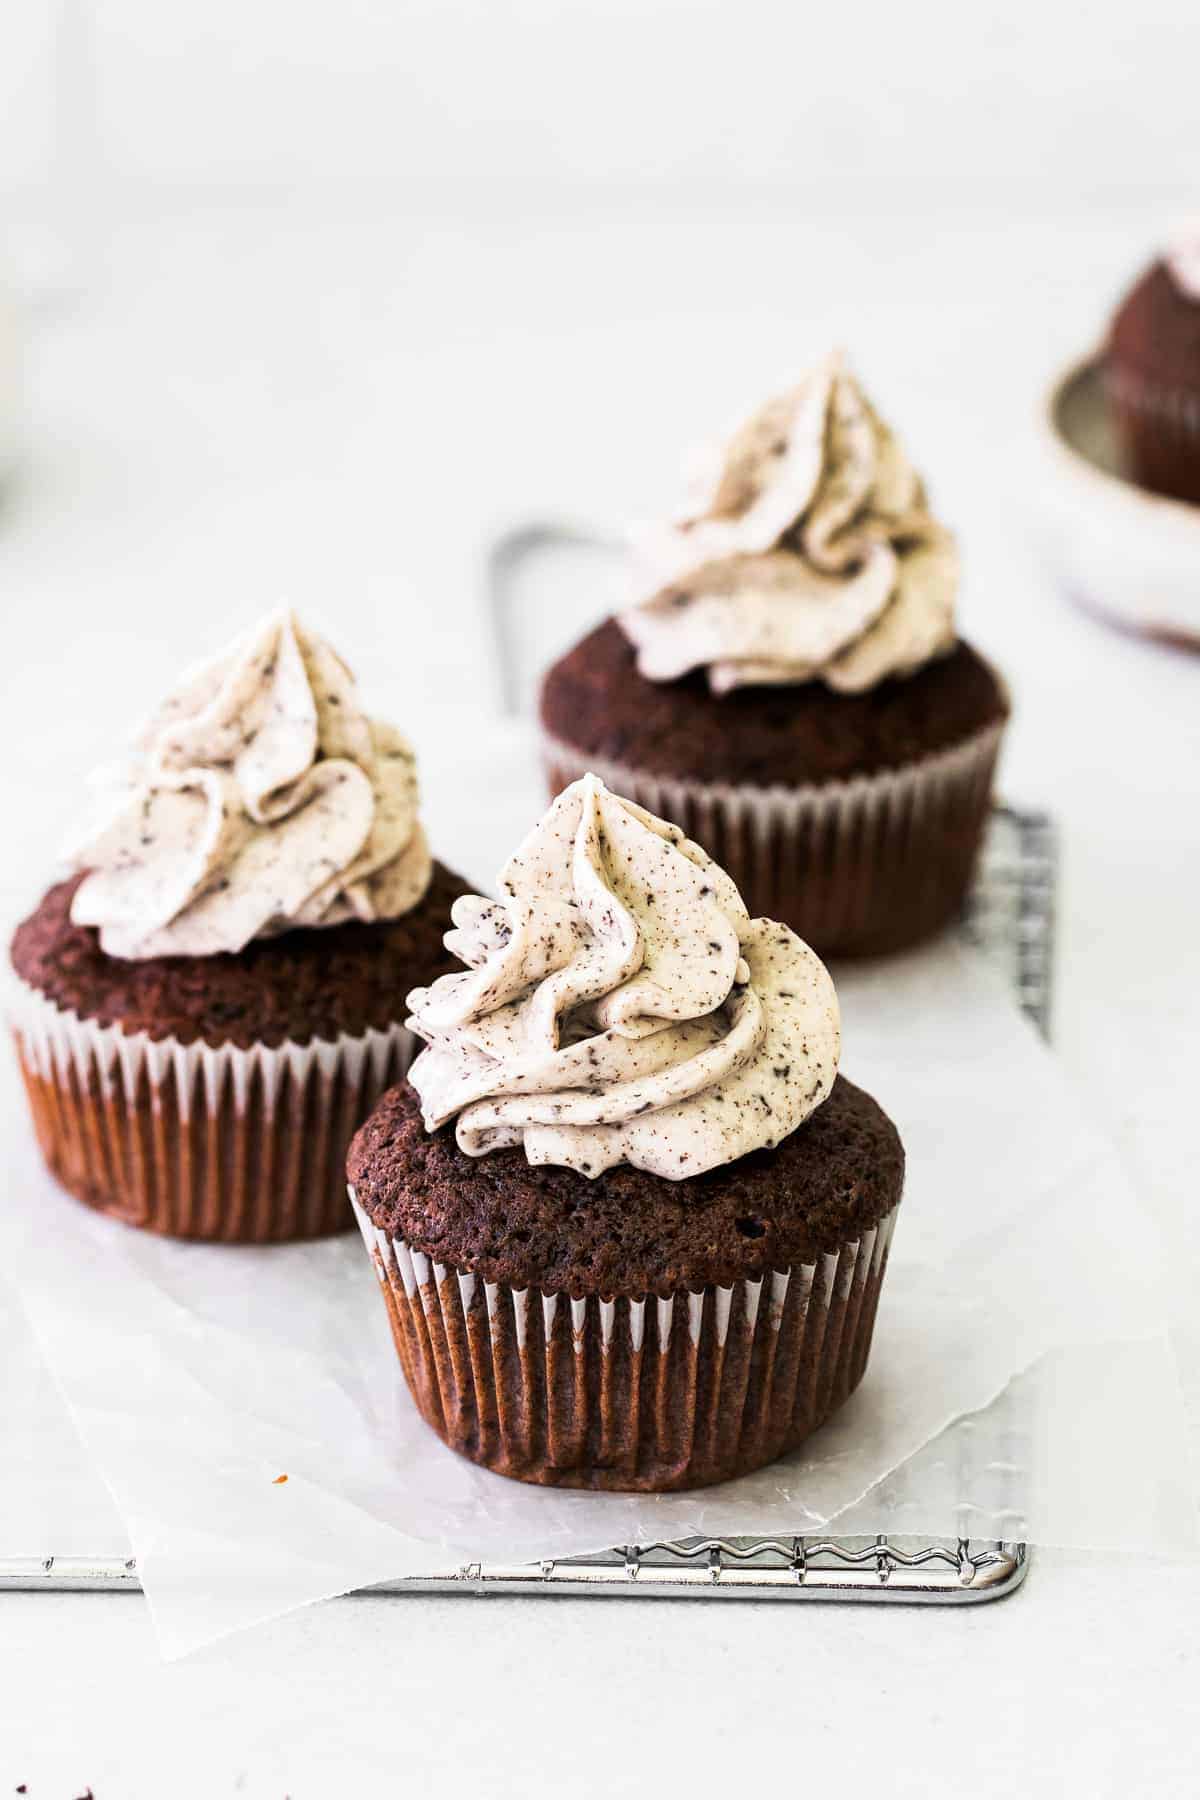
[540,617,1008,787]
[349,1074,903,1296]
[1110,258,1200,392]
[10,863,473,1048]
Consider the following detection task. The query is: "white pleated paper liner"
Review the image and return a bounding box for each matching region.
[542,722,1004,958]
[1105,358,1200,515]
[10,976,416,1242]
[351,1185,899,1492]
[1107,360,1200,437]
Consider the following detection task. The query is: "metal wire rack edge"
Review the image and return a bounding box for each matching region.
[0,1538,1029,1604]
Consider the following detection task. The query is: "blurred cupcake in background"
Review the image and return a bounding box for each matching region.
[540,351,1009,956]
[9,609,471,1242]
[1107,225,1200,506]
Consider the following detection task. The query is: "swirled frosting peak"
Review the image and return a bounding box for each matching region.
[620,350,958,694]
[70,609,432,958]
[406,775,840,1180]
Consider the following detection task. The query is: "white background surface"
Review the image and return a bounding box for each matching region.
[3,1,1200,1794]
[5,0,1200,216]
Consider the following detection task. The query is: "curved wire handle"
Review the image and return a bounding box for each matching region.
[486,518,625,716]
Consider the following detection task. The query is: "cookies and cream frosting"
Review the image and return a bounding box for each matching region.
[406,774,840,1180]
[70,609,432,959]
[620,350,958,694]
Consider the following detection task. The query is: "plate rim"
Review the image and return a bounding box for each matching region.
[1041,350,1200,538]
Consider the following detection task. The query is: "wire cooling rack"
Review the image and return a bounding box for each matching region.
[962,806,1056,1040]
[1,806,1051,1608]
[0,1537,1027,1603]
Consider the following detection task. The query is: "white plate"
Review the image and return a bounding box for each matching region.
[1039,354,1200,649]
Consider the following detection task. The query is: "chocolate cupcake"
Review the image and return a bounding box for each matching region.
[9,610,471,1242]
[1107,229,1200,506]
[348,774,903,1492]
[540,352,1009,956]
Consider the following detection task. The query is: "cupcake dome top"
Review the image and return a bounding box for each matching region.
[1109,242,1200,389]
[1166,221,1200,304]
[69,609,432,959]
[620,350,958,694]
[406,774,840,1181]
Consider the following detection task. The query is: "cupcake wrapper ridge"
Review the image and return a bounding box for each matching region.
[1107,361,1200,438]
[542,724,1003,958]
[1106,360,1200,507]
[351,1187,898,1492]
[11,978,416,1243]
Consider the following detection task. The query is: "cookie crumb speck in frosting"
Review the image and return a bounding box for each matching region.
[621,350,958,694]
[69,609,432,959]
[406,775,840,1180]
